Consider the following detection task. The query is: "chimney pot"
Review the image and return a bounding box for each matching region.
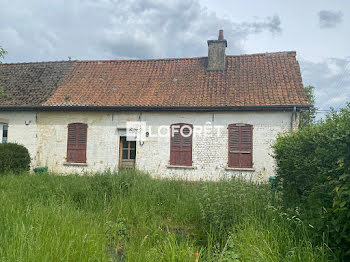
[218,29,224,40]
[207,30,227,71]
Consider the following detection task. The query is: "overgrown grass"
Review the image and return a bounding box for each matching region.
[0,170,336,261]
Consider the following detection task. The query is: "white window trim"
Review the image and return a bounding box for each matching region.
[0,123,8,143]
[0,123,3,142]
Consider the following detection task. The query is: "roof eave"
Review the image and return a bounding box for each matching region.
[0,105,313,112]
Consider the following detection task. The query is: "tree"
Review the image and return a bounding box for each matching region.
[300,85,317,128]
[0,46,7,63]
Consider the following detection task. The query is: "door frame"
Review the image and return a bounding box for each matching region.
[118,136,136,168]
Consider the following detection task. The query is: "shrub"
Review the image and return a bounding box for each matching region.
[0,143,31,174]
[273,104,350,258]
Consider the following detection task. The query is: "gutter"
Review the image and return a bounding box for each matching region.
[0,105,313,112]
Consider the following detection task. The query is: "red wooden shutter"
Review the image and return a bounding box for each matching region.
[228,124,252,168]
[67,123,87,163]
[181,125,192,166]
[228,125,240,168]
[170,123,193,166]
[170,124,182,166]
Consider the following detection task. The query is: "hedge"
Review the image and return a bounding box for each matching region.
[273,104,350,258]
[0,142,31,174]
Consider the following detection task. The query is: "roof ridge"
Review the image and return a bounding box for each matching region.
[0,60,77,65]
[227,51,296,57]
[77,51,297,63]
[76,56,207,63]
[1,51,297,65]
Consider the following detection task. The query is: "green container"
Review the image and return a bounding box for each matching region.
[33,166,48,173]
[269,176,277,189]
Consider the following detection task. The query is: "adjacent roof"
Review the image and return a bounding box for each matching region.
[0,61,74,106]
[0,51,311,111]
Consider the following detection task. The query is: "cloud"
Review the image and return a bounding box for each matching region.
[240,15,282,34]
[0,0,282,62]
[300,57,350,112]
[1,0,348,115]
[101,1,282,59]
[318,10,344,28]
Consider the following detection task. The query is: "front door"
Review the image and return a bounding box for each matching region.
[119,136,136,168]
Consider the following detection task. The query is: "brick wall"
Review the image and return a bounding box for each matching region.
[28,111,293,181]
[0,112,38,168]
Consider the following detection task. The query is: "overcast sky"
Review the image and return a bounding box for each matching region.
[0,0,349,113]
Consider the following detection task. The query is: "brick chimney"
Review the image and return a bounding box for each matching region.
[207,29,227,71]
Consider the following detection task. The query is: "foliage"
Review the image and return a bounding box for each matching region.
[273,104,350,258]
[0,170,334,261]
[197,178,271,240]
[300,85,317,128]
[0,46,7,63]
[0,142,31,174]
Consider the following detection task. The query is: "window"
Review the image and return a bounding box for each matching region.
[228,124,253,168]
[67,123,87,163]
[0,124,8,143]
[170,123,193,166]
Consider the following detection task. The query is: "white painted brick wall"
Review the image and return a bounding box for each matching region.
[1,111,294,180]
[0,112,38,168]
[136,112,292,181]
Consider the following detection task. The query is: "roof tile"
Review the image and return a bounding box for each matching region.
[1,52,310,108]
[0,61,75,106]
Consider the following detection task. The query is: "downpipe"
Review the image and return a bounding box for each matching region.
[291,106,296,130]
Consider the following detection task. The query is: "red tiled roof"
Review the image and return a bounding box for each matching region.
[44,51,309,107]
[0,51,310,109]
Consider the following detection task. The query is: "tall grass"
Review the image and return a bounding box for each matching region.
[0,170,336,261]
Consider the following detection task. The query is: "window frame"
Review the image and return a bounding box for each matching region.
[227,123,253,168]
[66,123,88,164]
[120,136,136,160]
[169,123,193,167]
[0,123,8,143]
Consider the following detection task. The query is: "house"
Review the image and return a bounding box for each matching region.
[0,30,311,180]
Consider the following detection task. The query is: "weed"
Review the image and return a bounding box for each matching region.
[0,170,336,261]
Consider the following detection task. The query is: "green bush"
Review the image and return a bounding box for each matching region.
[0,142,31,174]
[273,104,350,258]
